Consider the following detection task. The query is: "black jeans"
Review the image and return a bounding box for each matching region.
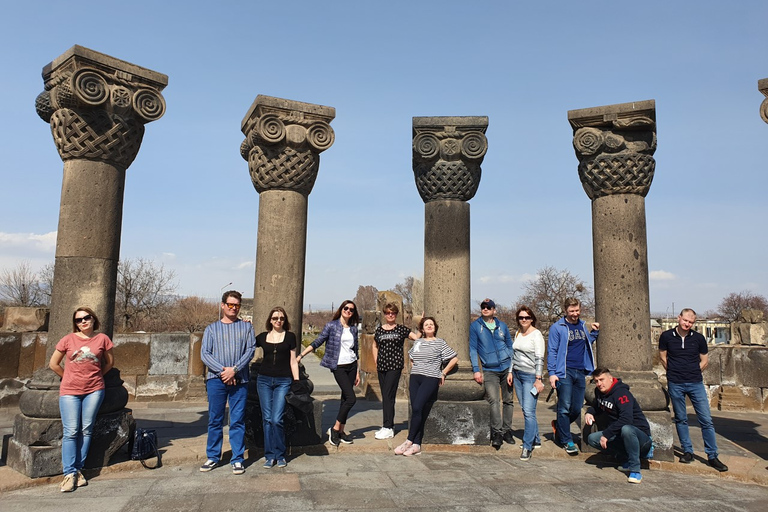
[332,361,358,424]
[408,373,440,445]
[378,369,402,428]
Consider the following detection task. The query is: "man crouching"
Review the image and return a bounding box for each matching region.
[585,367,652,484]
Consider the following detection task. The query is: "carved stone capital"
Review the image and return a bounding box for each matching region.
[759,78,768,124]
[240,95,336,196]
[35,46,168,169]
[412,116,489,203]
[568,100,656,200]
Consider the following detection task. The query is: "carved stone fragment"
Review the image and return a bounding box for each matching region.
[759,78,768,124]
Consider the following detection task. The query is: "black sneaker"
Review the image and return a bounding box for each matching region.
[503,431,516,445]
[491,431,503,449]
[327,427,340,446]
[679,452,694,464]
[520,448,532,461]
[708,457,728,472]
[339,431,353,444]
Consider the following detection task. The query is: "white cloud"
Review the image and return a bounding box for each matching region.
[0,231,56,254]
[649,270,676,281]
[161,252,176,260]
[479,274,531,284]
[235,261,254,270]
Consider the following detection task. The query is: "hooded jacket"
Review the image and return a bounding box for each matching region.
[586,378,651,441]
[469,316,513,373]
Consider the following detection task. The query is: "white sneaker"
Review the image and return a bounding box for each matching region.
[375,427,394,440]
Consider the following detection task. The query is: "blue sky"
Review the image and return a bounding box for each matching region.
[1,1,766,315]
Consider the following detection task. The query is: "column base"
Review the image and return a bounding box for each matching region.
[580,408,674,462]
[245,398,324,448]
[420,400,490,445]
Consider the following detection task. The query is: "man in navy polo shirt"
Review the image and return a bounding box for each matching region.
[659,308,728,472]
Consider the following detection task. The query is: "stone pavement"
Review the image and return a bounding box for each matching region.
[1,353,767,509]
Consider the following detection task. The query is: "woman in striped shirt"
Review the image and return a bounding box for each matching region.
[395,316,458,456]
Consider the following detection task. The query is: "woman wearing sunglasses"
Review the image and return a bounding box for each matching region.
[297,300,360,447]
[372,302,418,440]
[256,307,299,469]
[506,305,545,461]
[49,307,114,492]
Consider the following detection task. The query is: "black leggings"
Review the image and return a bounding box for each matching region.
[332,361,358,424]
[378,369,402,429]
[408,373,440,445]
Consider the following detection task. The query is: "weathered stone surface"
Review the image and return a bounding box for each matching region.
[361,310,378,335]
[242,96,335,338]
[148,333,190,375]
[715,385,763,412]
[135,374,189,401]
[0,333,21,378]
[1,307,49,332]
[759,77,768,124]
[17,333,40,379]
[421,400,491,444]
[112,333,151,375]
[0,378,26,407]
[188,332,204,375]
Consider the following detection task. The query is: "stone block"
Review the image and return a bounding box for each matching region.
[421,400,489,445]
[715,385,763,412]
[358,333,376,373]
[188,333,204,375]
[0,378,26,407]
[0,333,21,378]
[113,333,151,375]
[6,408,134,478]
[18,333,39,378]
[734,347,768,388]
[135,374,189,401]
[33,333,48,373]
[122,374,138,399]
[1,307,49,332]
[703,346,725,385]
[246,394,324,447]
[148,333,189,375]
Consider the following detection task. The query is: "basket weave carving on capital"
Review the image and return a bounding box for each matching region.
[35,62,166,168]
[241,109,335,195]
[412,127,488,203]
[573,117,657,200]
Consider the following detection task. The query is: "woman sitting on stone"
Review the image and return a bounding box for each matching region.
[49,307,114,492]
[297,300,360,447]
[395,316,458,456]
[256,306,299,469]
[372,302,419,440]
[507,305,545,461]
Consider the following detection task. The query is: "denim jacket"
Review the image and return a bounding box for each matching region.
[469,316,513,373]
[310,319,359,370]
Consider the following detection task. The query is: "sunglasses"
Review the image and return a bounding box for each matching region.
[74,315,93,324]
[224,303,241,309]
[481,305,494,310]
[384,311,396,316]
[518,316,532,321]
[343,306,356,312]
[271,316,285,322]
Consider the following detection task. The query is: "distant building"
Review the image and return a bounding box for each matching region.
[658,317,730,344]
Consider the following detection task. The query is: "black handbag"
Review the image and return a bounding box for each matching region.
[131,428,161,469]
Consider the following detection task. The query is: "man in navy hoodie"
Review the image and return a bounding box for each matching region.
[585,367,652,484]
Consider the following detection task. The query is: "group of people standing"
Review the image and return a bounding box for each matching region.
[48,291,728,490]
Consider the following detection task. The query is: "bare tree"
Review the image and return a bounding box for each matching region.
[115,258,177,332]
[0,260,45,307]
[516,266,594,334]
[38,262,55,304]
[717,291,768,321]
[166,296,217,333]
[391,276,424,317]
[353,285,379,312]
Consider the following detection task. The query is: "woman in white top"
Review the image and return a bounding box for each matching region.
[506,305,545,461]
[298,300,360,447]
[395,317,458,456]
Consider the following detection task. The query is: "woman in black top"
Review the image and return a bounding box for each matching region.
[256,307,299,469]
[372,302,418,440]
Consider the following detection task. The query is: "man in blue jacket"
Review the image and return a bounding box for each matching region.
[585,367,652,484]
[469,298,514,448]
[548,297,599,454]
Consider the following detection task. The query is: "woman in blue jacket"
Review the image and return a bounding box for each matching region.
[297,300,360,447]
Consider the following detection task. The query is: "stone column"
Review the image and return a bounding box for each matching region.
[568,100,672,460]
[8,46,167,477]
[413,116,489,444]
[240,95,335,342]
[760,78,768,124]
[240,96,334,448]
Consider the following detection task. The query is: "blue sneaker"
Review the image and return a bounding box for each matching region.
[263,459,275,469]
[565,442,579,455]
[628,472,642,484]
[276,458,287,468]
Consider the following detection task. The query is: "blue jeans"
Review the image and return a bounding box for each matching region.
[587,424,652,472]
[206,378,248,464]
[482,369,514,433]
[512,370,540,450]
[59,389,105,475]
[555,367,587,445]
[667,381,718,459]
[257,375,292,461]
